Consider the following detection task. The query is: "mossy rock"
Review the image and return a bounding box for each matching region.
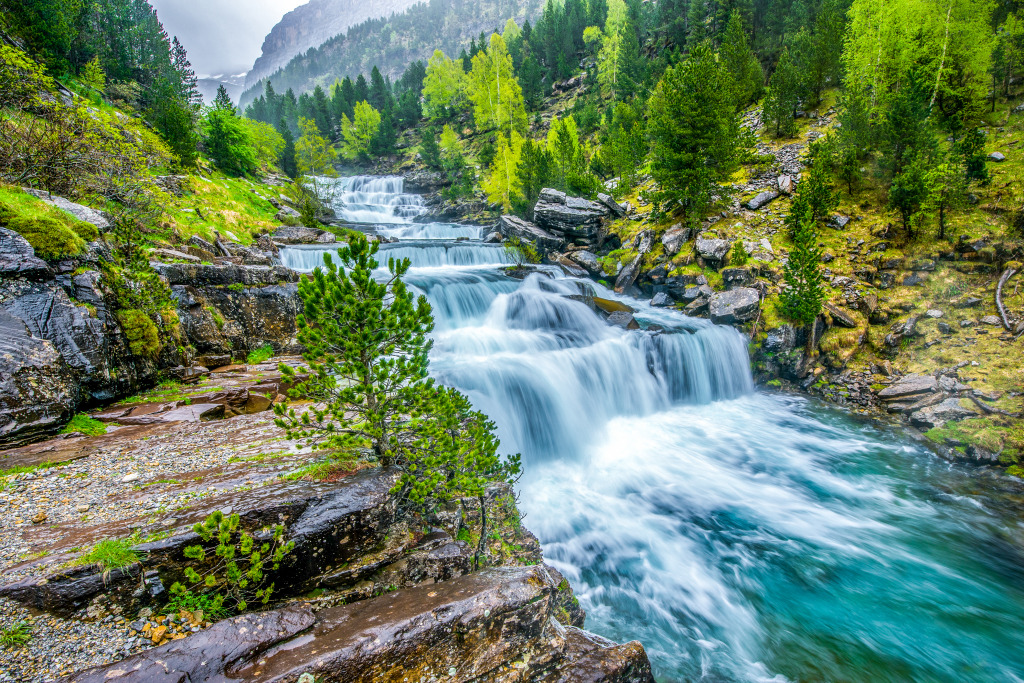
[117,309,161,358]
[8,216,86,260]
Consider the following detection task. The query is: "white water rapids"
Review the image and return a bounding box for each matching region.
[280,176,1024,683]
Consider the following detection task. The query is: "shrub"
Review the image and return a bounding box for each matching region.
[7,216,86,260]
[503,236,541,268]
[75,538,141,571]
[169,511,294,614]
[730,240,750,266]
[118,309,161,358]
[247,344,274,364]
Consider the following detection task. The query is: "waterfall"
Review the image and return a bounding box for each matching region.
[278,176,1024,683]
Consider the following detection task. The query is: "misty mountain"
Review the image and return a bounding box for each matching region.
[242,0,543,106]
[246,0,424,89]
[198,74,247,105]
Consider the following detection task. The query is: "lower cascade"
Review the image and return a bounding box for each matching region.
[285,177,1024,682]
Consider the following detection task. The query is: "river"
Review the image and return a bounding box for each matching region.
[281,176,1024,683]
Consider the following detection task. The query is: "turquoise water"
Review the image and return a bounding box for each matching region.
[285,176,1024,683]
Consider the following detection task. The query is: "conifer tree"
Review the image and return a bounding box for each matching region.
[648,41,744,225]
[420,126,443,170]
[782,207,825,348]
[513,137,553,218]
[213,84,234,111]
[719,11,763,111]
[277,119,298,179]
[762,47,799,137]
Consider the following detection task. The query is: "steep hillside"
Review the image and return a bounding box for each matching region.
[241,0,543,104]
[246,0,423,88]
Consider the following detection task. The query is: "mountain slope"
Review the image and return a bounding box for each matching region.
[246,0,423,88]
[242,0,543,104]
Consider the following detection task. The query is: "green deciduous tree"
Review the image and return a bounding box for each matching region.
[339,101,380,162]
[296,116,337,174]
[483,132,523,211]
[648,41,745,225]
[203,107,257,176]
[467,34,527,136]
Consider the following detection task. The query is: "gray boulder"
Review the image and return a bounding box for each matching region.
[661,225,692,256]
[910,398,978,429]
[746,190,779,211]
[651,292,673,307]
[721,267,754,290]
[989,152,1006,162]
[275,206,301,221]
[152,263,298,287]
[877,374,938,399]
[634,229,655,254]
[568,250,602,274]
[764,324,797,353]
[498,215,564,253]
[696,237,733,263]
[533,189,609,240]
[0,227,51,280]
[614,257,642,292]
[710,288,760,324]
[597,192,627,217]
[23,189,110,231]
[607,311,640,330]
[272,225,336,244]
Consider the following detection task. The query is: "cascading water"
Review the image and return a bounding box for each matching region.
[281,178,1024,682]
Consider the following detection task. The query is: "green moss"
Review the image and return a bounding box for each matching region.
[118,309,161,358]
[8,216,86,260]
[246,344,273,364]
[205,306,225,330]
[61,414,107,437]
[74,537,141,571]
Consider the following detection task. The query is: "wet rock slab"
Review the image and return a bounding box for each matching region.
[60,566,654,683]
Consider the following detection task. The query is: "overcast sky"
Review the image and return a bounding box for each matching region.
[149,0,307,78]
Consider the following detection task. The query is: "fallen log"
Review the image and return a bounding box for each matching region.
[996,267,1018,331]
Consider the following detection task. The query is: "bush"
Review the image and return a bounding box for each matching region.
[503,236,541,268]
[169,511,294,614]
[7,216,86,260]
[75,538,141,571]
[118,309,161,358]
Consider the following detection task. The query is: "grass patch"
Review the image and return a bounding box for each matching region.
[0,621,31,648]
[246,344,274,365]
[61,414,107,437]
[74,537,142,571]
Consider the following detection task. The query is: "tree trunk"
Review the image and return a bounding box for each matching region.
[474,494,488,571]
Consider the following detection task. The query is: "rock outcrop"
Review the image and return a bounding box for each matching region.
[498,215,564,253]
[533,189,610,248]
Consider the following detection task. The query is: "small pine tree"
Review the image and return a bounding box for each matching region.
[277,119,298,179]
[782,207,825,348]
[420,126,443,170]
[799,151,840,224]
[213,84,234,111]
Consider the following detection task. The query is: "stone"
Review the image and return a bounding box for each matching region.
[152,263,298,287]
[614,258,642,292]
[607,311,640,330]
[938,322,953,334]
[23,189,110,230]
[634,230,655,254]
[824,303,859,328]
[988,151,1006,162]
[539,188,566,204]
[195,354,232,369]
[910,398,978,429]
[534,192,609,240]
[271,225,336,244]
[680,284,713,303]
[275,206,301,221]
[149,248,200,264]
[877,374,939,399]
[778,175,794,194]
[831,215,851,229]
[483,231,502,243]
[661,225,692,256]
[745,190,779,210]
[956,297,982,308]
[0,228,51,280]
[980,315,1001,325]
[76,504,90,513]
[764,324,797,353]
[695,238,732,263]
[497,215,564,253]
[709,288,760,325]
[597,192,627,217]
[121,473,139,483]
[721,267,754,290]
[568,250,601,275]
[651,292,672,307]
[925,309,944,318]
[903,273,925,287]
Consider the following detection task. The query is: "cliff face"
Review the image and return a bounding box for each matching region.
[246,0,422,89]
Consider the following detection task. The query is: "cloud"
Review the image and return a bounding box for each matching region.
[149,0,307,77]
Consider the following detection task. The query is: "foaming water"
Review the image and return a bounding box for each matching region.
[279,241,511,271]
[285,176,1024,682]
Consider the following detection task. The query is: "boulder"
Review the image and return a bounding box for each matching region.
[778,175,795,194]
[680,284,713,303]
[0,309,76,445]
[720,267,754,290]
[651,292,673,307]
[925,309,944,319]
[195,354,232,369]
[980,315,1001,326]
[633,230,655,255]
[745,190,779,211]
[661,225,691,256]
[152,263,298,287]
[498,215,564,253]
[23,189,110,231]
[877,374,938,399]
[597,192,627,217]
[824,303,859,328]
[149,248,200,264]
[910,398,978,429]
[710,288,760,324]
[271,225,336,244]
[764,324,797,353]
[614,258,642,292]
[533,191,609,240]
[568,250,602,275]
[275,206,301,222]
[173,283,302,356]
[989,152,1006,162]
[696,237,733,264]
[0,227,51,280]
[607,311,640,330]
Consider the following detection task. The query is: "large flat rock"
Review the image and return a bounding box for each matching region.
[710,288,760,324]
[877,374,939,399]
[498,215,565,253]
